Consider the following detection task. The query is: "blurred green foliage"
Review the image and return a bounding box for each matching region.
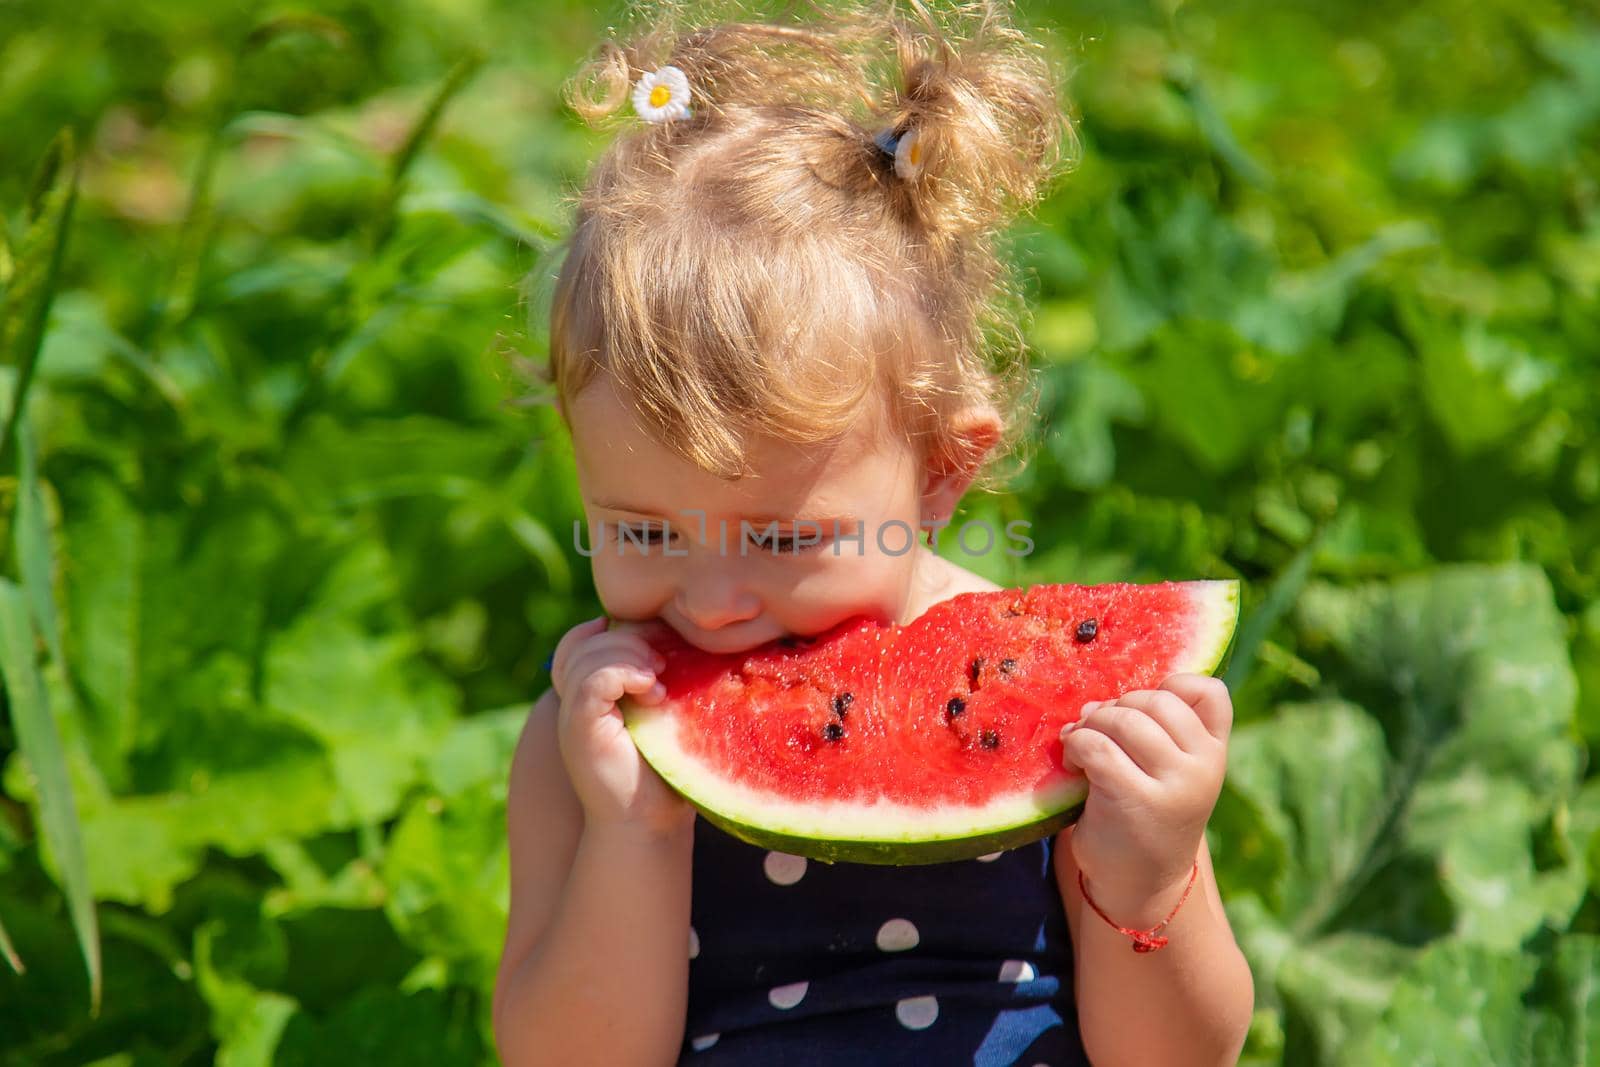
[1,0,1597,1062]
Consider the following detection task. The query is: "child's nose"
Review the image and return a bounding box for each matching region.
[676,574,761,631]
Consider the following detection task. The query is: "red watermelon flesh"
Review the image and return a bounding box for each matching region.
[621,580,1239,864]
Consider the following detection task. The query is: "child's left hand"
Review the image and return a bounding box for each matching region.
[1059,673,1232,912]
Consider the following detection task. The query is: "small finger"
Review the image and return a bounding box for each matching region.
[557,635,662,696]
[551,614,610,690]
[1061,722,1153,791]
[573,663,660,713]
[1072,703,1184,777]
[582,640,667,682]
[1160,673,1234,743]
[570,634,666,673]
[1104,689,1211,754]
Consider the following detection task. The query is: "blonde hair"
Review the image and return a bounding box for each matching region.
[521,0,1075,482]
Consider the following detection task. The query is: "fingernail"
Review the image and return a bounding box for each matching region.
[1061,721,1077,737]
[648,681,666,700]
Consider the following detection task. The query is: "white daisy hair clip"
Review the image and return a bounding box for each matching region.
[874,125,925,181]
[632,64,693,123]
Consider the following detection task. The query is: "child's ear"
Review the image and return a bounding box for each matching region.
[919,405,1003,525]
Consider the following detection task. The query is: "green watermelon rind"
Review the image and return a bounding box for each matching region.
[677,787,1088,866]
[623,579,1240,866]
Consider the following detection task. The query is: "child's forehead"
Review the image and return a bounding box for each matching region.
[568,377,915,514]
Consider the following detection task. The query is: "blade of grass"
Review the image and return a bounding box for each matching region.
[502,507,573,595]
[0,222,13,291]
[1223,518,1331,691]
[152,14,353,341]
[14,418,65,671]
[0,128,79,471]
[0,911,22,975]
[288,52,484,426]
[0,578,100,1014]
[366,50,485,254]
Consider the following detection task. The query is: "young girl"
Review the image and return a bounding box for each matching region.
[493,2,1253,1063]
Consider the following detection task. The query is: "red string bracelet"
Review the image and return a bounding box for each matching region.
[1077,861,1200,954]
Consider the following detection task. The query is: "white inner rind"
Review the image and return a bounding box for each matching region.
[631,708,1088,841]
[1173,580,1240,674]
[627,580,1238,839]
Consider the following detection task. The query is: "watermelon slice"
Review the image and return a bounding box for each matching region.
[619,580,1239,865]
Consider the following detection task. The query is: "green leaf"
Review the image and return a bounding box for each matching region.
[11,716,342,913]
[1573,598,1600,753]
[1038,358,1147,489]
[1233,222,1436,355]
[1223,564,1583,1060]
[1295,563,1578,793]
[14,417,65,675]
[382,782,509,984]
[1123,319,1297,476]
[1311,502,1432,580]
[1224,526,1325,692]
[0,885,206,1062]
[58,469,295,790]
[1338,941,1538,1066]
[368,52,485,254]
[0,127,79,469]
[1228,701,1388,921]
[192,895,297,1067]
[1404,302,1560,457]
[273,986,482,1066]
[425,704,527,800]
[279,413,516,510]
[262,537,457,827]
[1529,934,1600,1067]
[1225,895,1413,1064]
[1021,486,1226,586]
[0,577,100,1013]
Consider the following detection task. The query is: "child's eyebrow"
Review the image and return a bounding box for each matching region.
[590,497,664,515]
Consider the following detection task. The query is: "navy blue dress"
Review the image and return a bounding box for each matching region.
[681,816,1091,1065]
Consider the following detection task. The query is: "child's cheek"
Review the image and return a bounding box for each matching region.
[590,552,672,621]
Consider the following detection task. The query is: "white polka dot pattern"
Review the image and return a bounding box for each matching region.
[681,822,1081,1058]
[763,851,808,885]
[895,994,940,1030]
[768,980,809,1010]
[875,917,920,952]
[998,958,1037,983]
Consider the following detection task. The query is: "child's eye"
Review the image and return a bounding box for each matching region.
[748,528,827,554]
[615,523,674,549]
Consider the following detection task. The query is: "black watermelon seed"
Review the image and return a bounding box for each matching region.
[1075,618,1099,643]
[946,696,966,718]
[831,692,854,717]
[979,729,1001,749]
[822,721,845,742]
[969,657,984,686]
[999,658,1017,675]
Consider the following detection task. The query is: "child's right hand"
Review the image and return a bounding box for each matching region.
[549,614,694,836]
